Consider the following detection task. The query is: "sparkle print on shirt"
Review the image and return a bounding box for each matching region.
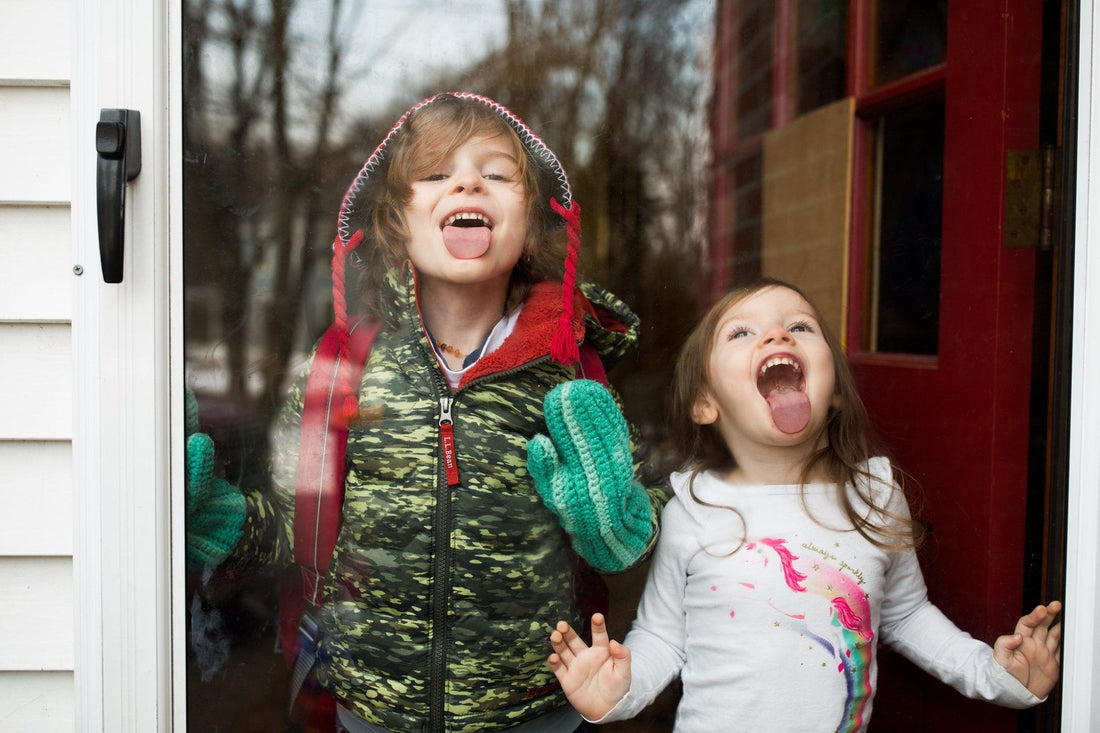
[725,537,874,732]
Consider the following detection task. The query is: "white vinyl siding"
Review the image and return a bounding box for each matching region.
[0,207,72,321]
[0,325,74,439]
[0,671,74,731]
[0,0,71,83]
[0,1,74,732]
[0,558,74,669]
[0,88,71,203]
[0,442,73,556]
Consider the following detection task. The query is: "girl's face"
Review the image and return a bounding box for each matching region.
[693,285,840,460]
[404,133,530,295]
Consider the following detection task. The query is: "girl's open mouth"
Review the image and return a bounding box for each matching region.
[757,356,811,434]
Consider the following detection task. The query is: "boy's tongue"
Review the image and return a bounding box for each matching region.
[764,384,811,434]
[442,225,491,259]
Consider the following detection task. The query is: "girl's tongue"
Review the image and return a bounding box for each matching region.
[766,387,811,434]
[759,362,811,434]
[442,225,491,259]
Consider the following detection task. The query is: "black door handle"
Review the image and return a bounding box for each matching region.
[96,109,141,283]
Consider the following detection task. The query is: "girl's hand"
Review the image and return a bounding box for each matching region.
[548,613,631,720]
[992,600,1063,699]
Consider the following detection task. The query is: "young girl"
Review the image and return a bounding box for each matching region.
[546,279,1062,732]
[185,93,666,732]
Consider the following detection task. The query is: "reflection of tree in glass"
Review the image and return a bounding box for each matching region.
[183,3,709,730]
[183,0,710,485]
[444,0,712,453]
[184,0,375,493]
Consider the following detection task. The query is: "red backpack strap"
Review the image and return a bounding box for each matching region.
[293,318,379,608]
[576,341,608,386]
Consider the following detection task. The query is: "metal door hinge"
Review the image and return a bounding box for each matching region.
[1004,146,1060,250]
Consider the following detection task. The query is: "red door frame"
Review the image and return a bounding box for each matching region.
[846,1,1044,731]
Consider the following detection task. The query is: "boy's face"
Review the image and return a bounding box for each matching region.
[692,286,840,462]
[404,133,530,294]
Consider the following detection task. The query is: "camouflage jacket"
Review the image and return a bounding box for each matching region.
[239,264,666,732]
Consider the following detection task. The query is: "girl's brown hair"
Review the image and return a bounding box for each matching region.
[350,94,566,317]
[669,278,924,549]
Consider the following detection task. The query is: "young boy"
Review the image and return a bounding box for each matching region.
[186,93,667,732]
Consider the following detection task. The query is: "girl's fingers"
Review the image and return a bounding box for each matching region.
[590,613,610,647]
[552,619,596,661]
[1044,601,1064,657]
[549,614,618,667]
[1044,601,1063,631]
[1048,621,1063,660]
[550,622,574,663]
[1029,609,1050,644]
[1031,601,1063,645]
[1018,601,1061,637]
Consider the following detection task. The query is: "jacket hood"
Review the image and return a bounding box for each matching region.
[336,93,574,245]
[330,92,588,371]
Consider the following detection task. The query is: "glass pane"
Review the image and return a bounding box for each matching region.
[692,4,1065,732]
[867,97,945,355]
[795,0,848,115]
[872,0,948,86]
[735,0,776,138]
[713,0,849,291]
[182,1,714,729]
[714,146,764,286]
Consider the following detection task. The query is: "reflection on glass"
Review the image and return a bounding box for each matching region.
[867,97,944,355]
[795,0,847,115]
[733,0,776,139]
[721,147,765,285]
[872,0,948,86]
[712,0,848,293]
[183,1,713,730]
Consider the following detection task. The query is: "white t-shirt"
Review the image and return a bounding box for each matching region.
[595,457,1037,732]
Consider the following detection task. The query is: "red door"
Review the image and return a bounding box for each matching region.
[847,1,1044,731]
[709,1,1051,731]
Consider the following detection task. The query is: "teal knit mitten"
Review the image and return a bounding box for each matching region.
[527,380,654,573]
[185,389,246,571]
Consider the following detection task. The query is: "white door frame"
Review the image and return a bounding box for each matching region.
[1064,2,1100,730]
[71,0,175,729]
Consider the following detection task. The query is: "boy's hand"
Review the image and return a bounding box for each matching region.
[548,613,631,721]
[527,380,653,572]
[992,600,1063,699]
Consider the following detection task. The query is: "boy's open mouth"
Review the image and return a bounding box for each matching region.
[442,212,493,259]
[757,356,811,434]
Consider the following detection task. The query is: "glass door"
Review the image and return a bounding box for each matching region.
[181,2,714,728]
[179,2,1071,731]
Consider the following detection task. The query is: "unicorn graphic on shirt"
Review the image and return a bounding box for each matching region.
[724,537,874,732]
